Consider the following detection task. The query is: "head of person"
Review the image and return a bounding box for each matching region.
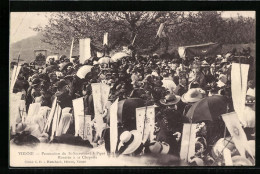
[179,76,188,87]
[192,61,201,74]
[57,80,68,93]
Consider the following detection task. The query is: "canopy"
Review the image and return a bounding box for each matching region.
[178,42,222,59]
[111,52,130,62]
[76,65,93,79]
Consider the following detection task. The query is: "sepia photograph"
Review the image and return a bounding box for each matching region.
[9,11,255,167]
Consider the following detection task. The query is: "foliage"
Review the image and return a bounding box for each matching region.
[33,11,255,53]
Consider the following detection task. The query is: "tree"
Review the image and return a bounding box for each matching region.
[33,12,184,53]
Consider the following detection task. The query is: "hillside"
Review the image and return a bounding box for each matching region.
[10,33,255,63]
[10,33,76,63]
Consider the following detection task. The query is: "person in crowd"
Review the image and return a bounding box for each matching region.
[189,61,206,89]
[10,46,255,166]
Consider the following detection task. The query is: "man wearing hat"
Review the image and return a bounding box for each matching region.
[155,94,183,156]
[51,80,72,109]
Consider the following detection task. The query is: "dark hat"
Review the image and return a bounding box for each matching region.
[31,78,41,87]
[57,80,67,90]
[64,75,74,80]
[160,94,181,105]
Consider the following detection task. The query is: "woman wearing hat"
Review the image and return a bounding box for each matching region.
[188,61,206,90]
[181,88,206,116]
[154,94,183,156]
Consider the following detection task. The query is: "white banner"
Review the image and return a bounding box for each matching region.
[136,106,156,143]
[69,38,74,62]
[91,83,110,118]
[180,123,197,162]
[103,32,108,45]
[10,65,22,93]
[26,103,41,124]
[231,63,249,126]
[10,92,24,131]
[78,115,92,141]
[72,97,85,136]
[44,97,58,133]
[79,38,91,64]
[110,98,119,154]
[221,112,254,158]
[51,103,62,140]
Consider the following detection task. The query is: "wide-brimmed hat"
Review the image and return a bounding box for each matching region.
[160,94,181,105]
[149,141,170,154]
[181,88,206,103]
[118,130,142,155]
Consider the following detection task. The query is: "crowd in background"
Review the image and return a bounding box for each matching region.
[10,47,255,166]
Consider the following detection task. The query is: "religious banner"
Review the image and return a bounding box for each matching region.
[100,83,110,112]
[221,112,254,159]
[19,99,27,123]
[136,105,156,143]
[180,123,197,162]
[79,38,91,64]
[110,98,119,154]
[91,83,110,118]
[10,92,23,133]
[44,97,57,133]
[26,103,41,124]
[51,103,62,140]
[72,97,85,137]
[231,63,249,126]
[78,115,92,141]
[10,65,21,93]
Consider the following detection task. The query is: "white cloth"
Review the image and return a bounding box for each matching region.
[162,77,177,94]
[247,88,255,97]
[231,63,249,126]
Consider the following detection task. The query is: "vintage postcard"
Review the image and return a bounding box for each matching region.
[9,11,255,167]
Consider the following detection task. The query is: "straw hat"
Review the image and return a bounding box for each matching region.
[149,141,170,154]
[160,94,181,106]
[118,130,142,155]
[181,88,206,103]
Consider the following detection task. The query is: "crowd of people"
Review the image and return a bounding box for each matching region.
[10,47,255,166]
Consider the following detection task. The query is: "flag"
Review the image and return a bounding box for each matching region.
[222,112,254,158]
[180,123,197,162]
[110,98,119,154]
[69,38,74,62]
[231,63,249,126]
[103,32,108,46]
[79,38,91,64]
[136,105,156,143]
[156,23,165,38]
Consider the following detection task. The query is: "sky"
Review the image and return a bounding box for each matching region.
[10,11,255,44]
